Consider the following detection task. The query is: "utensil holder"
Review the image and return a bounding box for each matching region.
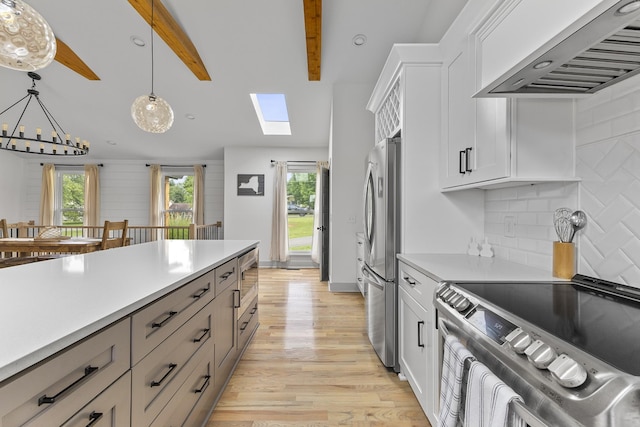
[553,241,575,279]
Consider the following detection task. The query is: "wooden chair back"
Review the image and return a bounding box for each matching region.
[101,220,129,250]
[0,219,7,238]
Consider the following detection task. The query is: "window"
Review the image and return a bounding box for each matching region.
[55,169,84,226]
[287,168,316,252]
[250,93,291,135]
[163,170,194,229]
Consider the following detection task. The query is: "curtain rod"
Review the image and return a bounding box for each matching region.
[41,163,103,167]
[270,160,317,164]
[145,164,206,167]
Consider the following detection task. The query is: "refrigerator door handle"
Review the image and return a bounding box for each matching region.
[362,264,387,289]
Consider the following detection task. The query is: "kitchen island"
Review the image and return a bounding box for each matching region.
[0,239,259,427]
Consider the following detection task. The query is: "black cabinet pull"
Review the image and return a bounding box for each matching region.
[465,147,473,172]
[417,321,425,348]
[403,275,416,286]
[240,321,249,331]
[195,375,211,393]
[38,366,99,406]
[150,363,177,387]
[233,289,241,308]
[220,268,235,281]
[192,285,210,299]
[86,411,103,427]
[151,311,177,328]
[250,306,257,315]
[459,150,466,174]
[193,328,210,343]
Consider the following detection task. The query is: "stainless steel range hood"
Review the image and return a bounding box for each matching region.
[479,0,640,96]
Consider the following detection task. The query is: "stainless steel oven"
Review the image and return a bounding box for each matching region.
[435,275,640,427]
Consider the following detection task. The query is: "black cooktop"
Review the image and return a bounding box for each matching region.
[454,275,640,376]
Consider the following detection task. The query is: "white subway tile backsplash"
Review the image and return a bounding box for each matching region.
[517,212,537,226]
[527,199,549,212]
[576,121,613,145]
[509,200,527,212]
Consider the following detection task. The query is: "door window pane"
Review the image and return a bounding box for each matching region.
[287,171,316,252]
[61,172,84,226]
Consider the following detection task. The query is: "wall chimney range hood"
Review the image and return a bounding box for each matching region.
[478,0,640,97]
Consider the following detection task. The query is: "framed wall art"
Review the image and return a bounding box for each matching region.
[237,174,264,196]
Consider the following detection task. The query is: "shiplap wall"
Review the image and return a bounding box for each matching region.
[21,159,224,227]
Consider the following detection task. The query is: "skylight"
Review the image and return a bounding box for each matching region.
[250,93,291,135]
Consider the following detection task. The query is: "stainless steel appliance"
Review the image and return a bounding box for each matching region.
[238,247,259,319]
[435,274,640,426]
[362,136,400,370]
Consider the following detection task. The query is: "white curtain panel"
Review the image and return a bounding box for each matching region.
[193,164,205,225]
[84,164,101,236]
[311,161,329,263]
[270,161,289,262]
[39,163,55,225]
[149,164,162,240]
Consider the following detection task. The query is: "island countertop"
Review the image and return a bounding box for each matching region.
[0,239,258,384]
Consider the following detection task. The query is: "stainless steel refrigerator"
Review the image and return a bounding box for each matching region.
[362,136,400,371]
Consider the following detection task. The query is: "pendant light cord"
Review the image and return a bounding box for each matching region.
[150,0,155,97]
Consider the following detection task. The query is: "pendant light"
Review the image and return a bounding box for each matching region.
[131,0,173,133]
[0,0,56,71]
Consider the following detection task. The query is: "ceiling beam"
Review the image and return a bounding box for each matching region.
[303,0,322,81]
[128,0,211,81]
[54,38,100,80]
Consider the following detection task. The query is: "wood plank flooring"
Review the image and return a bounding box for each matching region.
[206,268,431,427]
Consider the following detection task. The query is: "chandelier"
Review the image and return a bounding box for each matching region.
[0,72,89,155]
[131,0,173,133]
[0,0,57,71]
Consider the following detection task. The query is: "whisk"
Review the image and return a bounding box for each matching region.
[554,207,573,243]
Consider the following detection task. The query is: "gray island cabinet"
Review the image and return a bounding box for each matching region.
[0,240,259,427]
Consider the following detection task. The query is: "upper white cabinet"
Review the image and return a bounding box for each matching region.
[440,36,577,191]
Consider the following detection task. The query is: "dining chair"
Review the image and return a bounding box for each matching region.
[0,219,7,238]
[100,220,129,250]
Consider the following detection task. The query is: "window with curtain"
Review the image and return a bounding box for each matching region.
[54,167,85,226]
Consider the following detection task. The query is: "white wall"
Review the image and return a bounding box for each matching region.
[329,83,375,291]
[223,146,328,266]
[20,159,224,227]
[0,152,26,223]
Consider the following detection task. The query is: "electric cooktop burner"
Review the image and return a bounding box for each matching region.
[453,274,640,376]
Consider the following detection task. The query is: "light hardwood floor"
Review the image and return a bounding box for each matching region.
[206,268,431,427]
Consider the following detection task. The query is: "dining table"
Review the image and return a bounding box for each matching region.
[0,237,102,255]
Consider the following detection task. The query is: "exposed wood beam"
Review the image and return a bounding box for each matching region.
[303,0,322,81]
[54,38,100,80]
[128,0,211,81]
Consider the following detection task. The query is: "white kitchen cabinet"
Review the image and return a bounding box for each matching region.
[397,261,439,426]
[213,258,239,396]
[440,38,576,191]
[356,233,365,296]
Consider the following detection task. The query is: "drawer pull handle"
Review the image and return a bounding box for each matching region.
[403,276,416,286]
[192,286,210,299]
[233,289,241,308]
[38,365,99,406]
[152,311,178,328]
[86,411,103,427]
[220,269,235,281]
[150,363,177,387]
[240,321,249,331]
[193,328,210,343]
[418,321,425,348]
[250,307,257,315]
[195,375,211,394]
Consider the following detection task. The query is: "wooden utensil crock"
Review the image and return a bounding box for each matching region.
[553,241,575,279]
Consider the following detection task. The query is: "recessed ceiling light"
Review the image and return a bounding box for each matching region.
[533,60,553,69]
[352,34,367,47]
[185,113,196,120]
[130,36,145,47]
[618,1,640,15]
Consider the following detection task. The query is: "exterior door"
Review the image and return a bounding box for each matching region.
[319,167,329,281]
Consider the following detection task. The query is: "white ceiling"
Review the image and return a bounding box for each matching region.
[0,0,467,160]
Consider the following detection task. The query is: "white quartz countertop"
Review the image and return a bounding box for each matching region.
[397,253,559,283]
[0,239,258,384]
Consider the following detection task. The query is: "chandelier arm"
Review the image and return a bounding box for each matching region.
[34,95,66,136]
[10,95,35,137]
[0,93,31,117]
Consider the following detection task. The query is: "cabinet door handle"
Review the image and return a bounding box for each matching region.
[38,366,99,406]
[403,275,416,286]
[459,150,466,175]
[86,411,103,427]
[250,306,257,315]
[150,363,177,387]
[193,328,210,343]
[233,289,241,308]
[240,321,249,331]
[465,147,473,172]
[192,285,210,299]
[220,268,235,281]
[151,311,178,328]
[417,321,425,348]
[195,375,211,394]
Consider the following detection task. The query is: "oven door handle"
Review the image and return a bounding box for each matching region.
[437,316,451,338]
[511,400,550,427]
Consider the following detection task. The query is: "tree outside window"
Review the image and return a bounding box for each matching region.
[59,172,85,226]
[287,171,316,252]
[164,174,194,237]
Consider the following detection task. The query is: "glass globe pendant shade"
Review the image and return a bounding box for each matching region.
[0,0,56,71]
[131,94,174,133]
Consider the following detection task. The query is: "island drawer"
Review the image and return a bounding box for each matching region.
[398,261,438,309]
[0,319,130,427]
[238,296,259,352]
[132,303,213,427]
[131,269,214,364]
[150,349,215,427]
[60,371,131,427]
[214,258,238,296]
